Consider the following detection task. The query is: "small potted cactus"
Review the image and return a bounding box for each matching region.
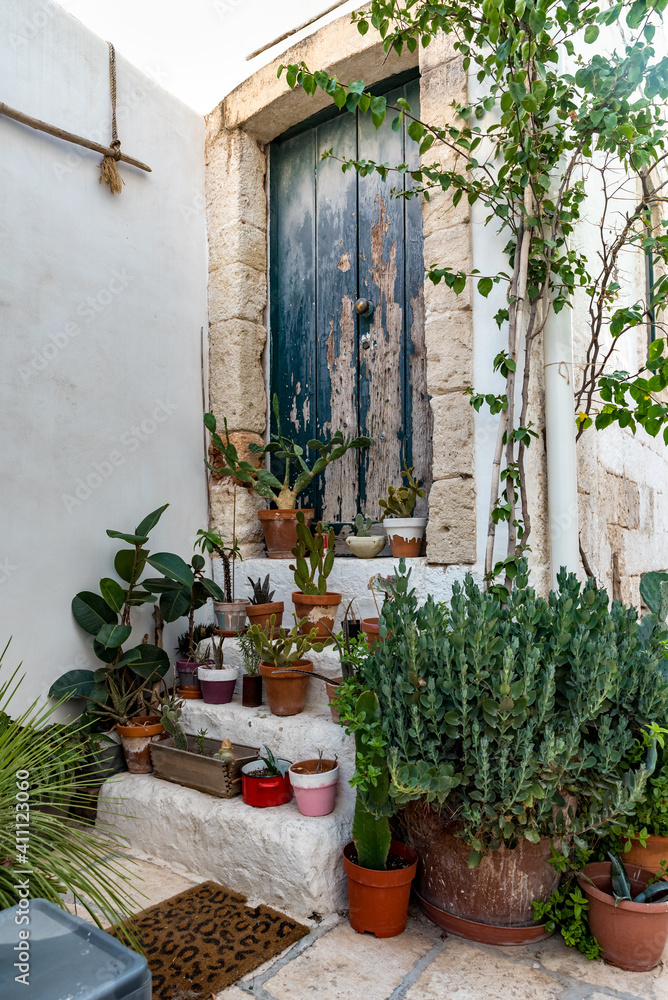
[379,464,427,558]
[198,636,238,705]
[246,619,328,716]
[290,513,341,638]
[345,514,385,559]
[241,745,293,807]
[245,574,284,633]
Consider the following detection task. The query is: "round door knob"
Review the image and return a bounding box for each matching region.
[355,298,374,317]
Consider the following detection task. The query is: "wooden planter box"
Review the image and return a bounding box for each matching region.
[150,735,258,798]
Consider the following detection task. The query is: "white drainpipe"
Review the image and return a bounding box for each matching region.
[543,304,580,589]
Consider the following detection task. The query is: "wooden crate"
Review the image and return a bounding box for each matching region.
[150,735,259,798]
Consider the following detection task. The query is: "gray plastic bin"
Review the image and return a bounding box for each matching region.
[0,898,150,1000]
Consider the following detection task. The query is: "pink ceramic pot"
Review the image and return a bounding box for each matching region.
[289,759,339,816]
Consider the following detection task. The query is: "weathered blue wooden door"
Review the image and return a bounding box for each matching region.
[269,74,431,524]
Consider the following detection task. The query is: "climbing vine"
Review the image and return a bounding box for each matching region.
[279,0,668,592]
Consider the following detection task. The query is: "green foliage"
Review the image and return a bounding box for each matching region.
[620,724,668,840]
[378,464,425,520]
[237,630,260,676]
[158,686,187,751]
[533,845,602,960]
[247,574,275,605]
[195,729,208,756]
[204,394,373,510]
[354,514,373,537]
[640,571,668,619]
[195,529,241,604]
[246,620,328,669]
[352,691,392,870]
[176,622,214,658]
[290,512,335,595]
[0,643,139,939]
[345,560,668,862]
[260,745,283,776]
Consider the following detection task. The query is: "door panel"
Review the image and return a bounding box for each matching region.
[269,74,430,525]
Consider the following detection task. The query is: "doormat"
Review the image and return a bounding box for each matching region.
[112,879,309,999]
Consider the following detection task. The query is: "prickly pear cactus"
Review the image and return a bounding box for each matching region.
[161,708,188,751]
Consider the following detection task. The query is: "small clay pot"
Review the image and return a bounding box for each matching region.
[289,759,339,816]
[623,834,668,873]
[292,591,342,638]
[245,601,284,633]
[258,509,314,559]
[326,677,343,724]
[578,861,668,971]
[343,840,418,938]
[117,716,165,774]
[384,517,427,558]
[259,658,312,716]
[242,674,263,708]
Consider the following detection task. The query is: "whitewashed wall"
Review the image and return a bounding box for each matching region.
[0,0,209,712]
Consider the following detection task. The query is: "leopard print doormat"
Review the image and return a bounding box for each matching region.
[114,880,309,999]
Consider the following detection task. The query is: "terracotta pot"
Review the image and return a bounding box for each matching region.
[292,591,342,638]
[289,759,339,816]
[361,617,381,650]
[400,805,560,930]
[578,861,668,971]
[242,673,263,708]
[258,509,314,559]
[241,757,293,807]
[415,890,552,945]
[623,834,668,873]
[343,840,418,938]
[385,517,427,558]
[117,716,165,774]
[326,677,342,724]
[259,658,313,716]
[213,599,247,632]
[176,686,202,700]
[245,601,284,633]
[199,666,238,704]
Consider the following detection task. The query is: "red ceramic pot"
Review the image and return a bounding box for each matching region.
[241,757,293,807]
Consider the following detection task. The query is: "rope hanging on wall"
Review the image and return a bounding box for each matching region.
[0,41,151,186]
[99,42,124,194]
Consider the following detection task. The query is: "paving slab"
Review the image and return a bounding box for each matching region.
[536,930,666,998]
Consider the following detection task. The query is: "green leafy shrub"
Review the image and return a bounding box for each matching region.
[347,561,668,864]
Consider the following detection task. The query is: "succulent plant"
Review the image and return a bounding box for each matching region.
[378,463,426,520]
[211,635,224,669]
[354,514,373,537]
[260,745,282,776]
[247,574,275,605]
[246,619,328,669]
[599,853,668,904]
[194,728,208,755]
[157,687,187,752]
[290,512,335,596]
[176,623,214,658]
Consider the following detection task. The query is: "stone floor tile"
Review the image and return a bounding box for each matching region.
[215,987,251,999]
[402,939,562,1000]
[537,932,665,998]
[262,921,438,1000]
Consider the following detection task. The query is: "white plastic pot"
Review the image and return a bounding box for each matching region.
[385,517,427,558]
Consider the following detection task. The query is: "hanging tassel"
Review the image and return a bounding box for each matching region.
[99,147,124,194]
[99,43,124,195]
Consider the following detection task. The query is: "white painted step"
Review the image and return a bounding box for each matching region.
[98,773,353,918]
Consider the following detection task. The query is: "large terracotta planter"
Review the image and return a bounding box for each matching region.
[400,805,559,934]
[343,840,418,938]
[623,834,668,873]
[259,658,313,716]
[245,601,284,633]
[292,591,341,638]
[258,509,314,559]
[578,861,668,971]
[384,517,427,558]
[117,716,165,774]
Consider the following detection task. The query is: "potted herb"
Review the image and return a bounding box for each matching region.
[245,574,284,632]
[195,529,246,631]
[342,690,418,937]
[345,514,385,559]
[345,561,668,943]
[290,512,341,638]
[198,636,238,705]
[246,620,328,716]
[237,630,262,708]
[379,464,427,558]
[289,750,339,816]
[241,745,292,807]
[577,853,668,971]
[204,394,373,558]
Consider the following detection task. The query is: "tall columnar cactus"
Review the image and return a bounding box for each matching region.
[352,690,391,870]
[290,512,334,595]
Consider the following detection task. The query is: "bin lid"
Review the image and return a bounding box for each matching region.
[0,898,149,1000]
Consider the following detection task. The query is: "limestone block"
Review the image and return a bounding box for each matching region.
[420,59,468,122]
[206,126,266,233]
[418,31,458,74]
[208,318,267,432]
[431,395,475,479]
[422,187,471,234]
[426,478,477,564]
[209,260,267,325]
[208,479,265,555]
[424,225,473,276]
[424,310,473,392]
[209,430,264,474]
[209,219,266,273]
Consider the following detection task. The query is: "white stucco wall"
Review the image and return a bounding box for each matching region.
[0,0,208,712]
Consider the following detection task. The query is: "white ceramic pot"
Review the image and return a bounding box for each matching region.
[345,535,386,559]
[385,517,427,558]
[198,666,238,705]
[197,667,238,684]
